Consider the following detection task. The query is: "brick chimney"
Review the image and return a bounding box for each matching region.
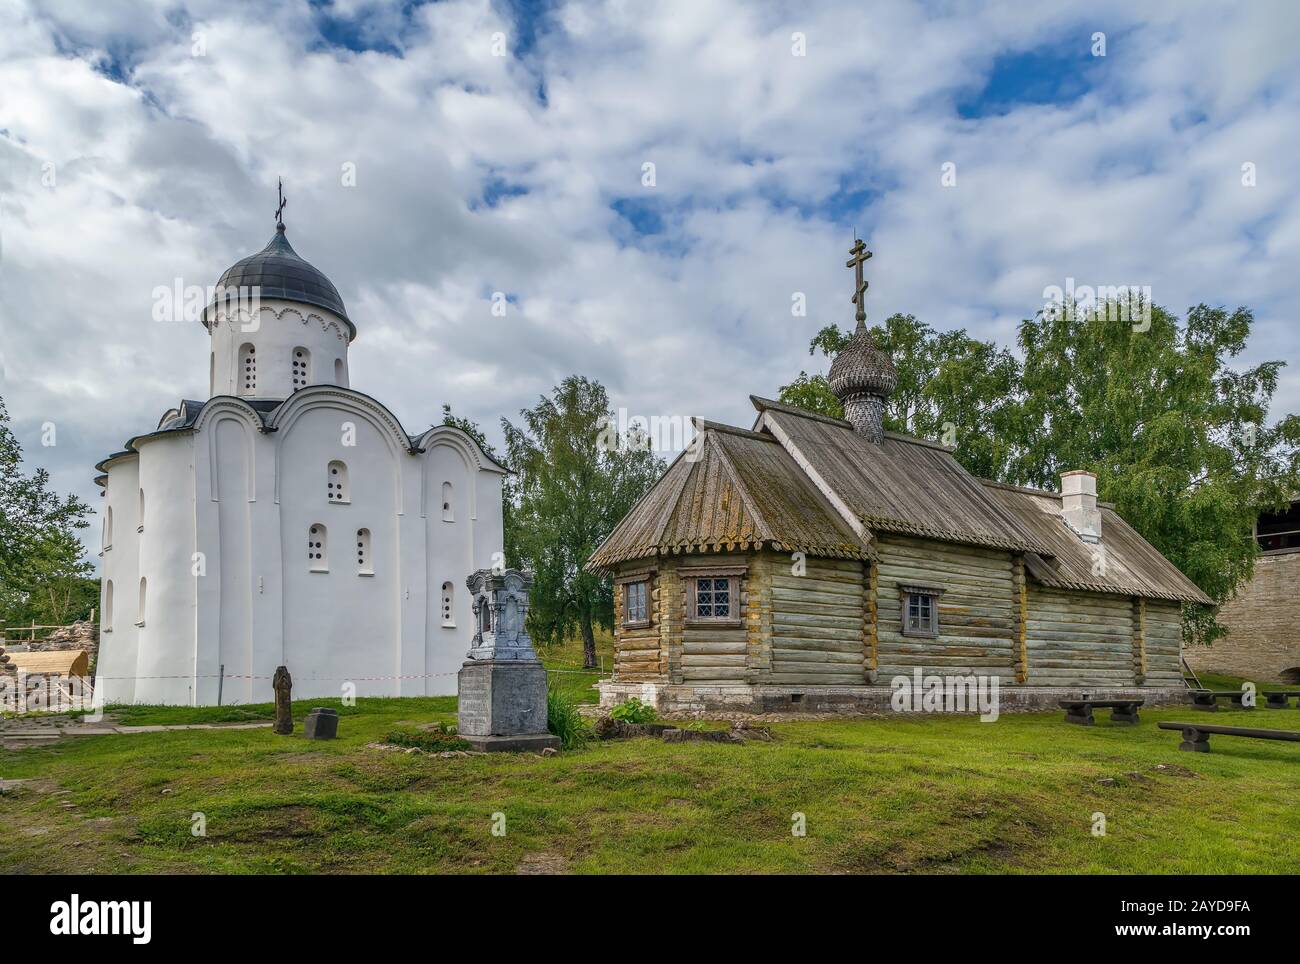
[1060,470,1101,543]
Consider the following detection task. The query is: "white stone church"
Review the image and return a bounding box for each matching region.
[94,215,506,705]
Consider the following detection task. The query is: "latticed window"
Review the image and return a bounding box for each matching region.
[292,347,311,390]
[624,580,648,626]
[686,576,742,622]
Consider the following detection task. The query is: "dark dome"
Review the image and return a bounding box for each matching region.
[828,321,897,401]
[205,225,353,337]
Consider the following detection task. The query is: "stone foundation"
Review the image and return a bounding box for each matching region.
[598,679,1191,717]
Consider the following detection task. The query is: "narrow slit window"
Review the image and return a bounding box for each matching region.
[327,461,349,503]
[239,343,256,393]
[104,580,114,632]
[441,481,454,522]
[103,506,113,549]
[356,528,372,575]
[138,488,145,532]
[136,577,147,627]
[441,582,455,626]
[308,523,328,572]
[334,357,345,385]
[292,347,311,390]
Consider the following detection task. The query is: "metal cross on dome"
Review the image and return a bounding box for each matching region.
[846,237,872,323]
[275,178,287,228]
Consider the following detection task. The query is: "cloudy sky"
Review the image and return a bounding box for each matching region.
[1,0,1298,563]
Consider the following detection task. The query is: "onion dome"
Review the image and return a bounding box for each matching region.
[828,319,898,402]
[204,224,354,338]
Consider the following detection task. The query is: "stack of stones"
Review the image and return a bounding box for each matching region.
[30,621,99,661]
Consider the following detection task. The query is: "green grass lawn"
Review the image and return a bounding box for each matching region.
[535,625,615,704]
[3,695,1299,874]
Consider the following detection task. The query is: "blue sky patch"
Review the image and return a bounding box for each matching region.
[957,38,1103,118]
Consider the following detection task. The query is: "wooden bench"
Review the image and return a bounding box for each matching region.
[1188,690,1253,711]
[1263,690,1300,709]
[1059,699,1143,726]
[1158,721,1300,753]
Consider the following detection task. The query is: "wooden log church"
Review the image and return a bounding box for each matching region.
[588,244,1209,714]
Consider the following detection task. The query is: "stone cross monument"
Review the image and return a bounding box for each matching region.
[456,568,560,752]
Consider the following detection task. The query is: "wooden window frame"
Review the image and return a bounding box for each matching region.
[616,570,654,630]
[682,566,745,628]
[899,583,944,638]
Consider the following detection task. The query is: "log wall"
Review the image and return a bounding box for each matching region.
[1025,586,1136,686]
[607,542,1184,690]
[1143,599,1184,686]
[768,554,866,685]
[678,553,750,683]
[611,562,665,682]
[874,535,1019,678]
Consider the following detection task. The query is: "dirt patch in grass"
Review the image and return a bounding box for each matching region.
[517,851,568,874]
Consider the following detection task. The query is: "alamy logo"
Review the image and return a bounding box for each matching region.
[890,668,1000,721]
[49,894,151,944]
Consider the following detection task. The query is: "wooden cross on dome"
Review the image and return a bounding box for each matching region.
[846,238,872,324]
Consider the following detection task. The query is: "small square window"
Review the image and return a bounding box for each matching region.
[690,576,737,622]
[901,588,941,637]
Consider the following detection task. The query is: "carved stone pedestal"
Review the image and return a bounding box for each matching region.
[457,660,558,752]
[456,569,559,753]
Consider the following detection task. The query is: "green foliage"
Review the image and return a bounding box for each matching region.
[0,397,95,627]
[779,314,1022,479]
[608,697,657,724]
[781,305,1300,644]
[503,376,664,668]
[439,403,504,464]
[546,685,590,749]
[1014,302,1300,643]
[383,723,471,753]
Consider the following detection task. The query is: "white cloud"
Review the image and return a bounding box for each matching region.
[1,0,1298,565]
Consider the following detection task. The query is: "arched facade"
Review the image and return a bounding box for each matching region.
[94,220,507,706]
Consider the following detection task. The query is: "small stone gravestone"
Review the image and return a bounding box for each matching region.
[304,707,338,740]
[457,568,560,752]
[272,665,293,735]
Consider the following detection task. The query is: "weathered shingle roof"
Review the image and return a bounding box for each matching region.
[586,421,872,572]
[592,395,1211,605]
[752,397,1052,554]
[981,481,1212,604]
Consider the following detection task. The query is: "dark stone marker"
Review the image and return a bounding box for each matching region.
[272,665,293,735]
[304,707,338,740]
